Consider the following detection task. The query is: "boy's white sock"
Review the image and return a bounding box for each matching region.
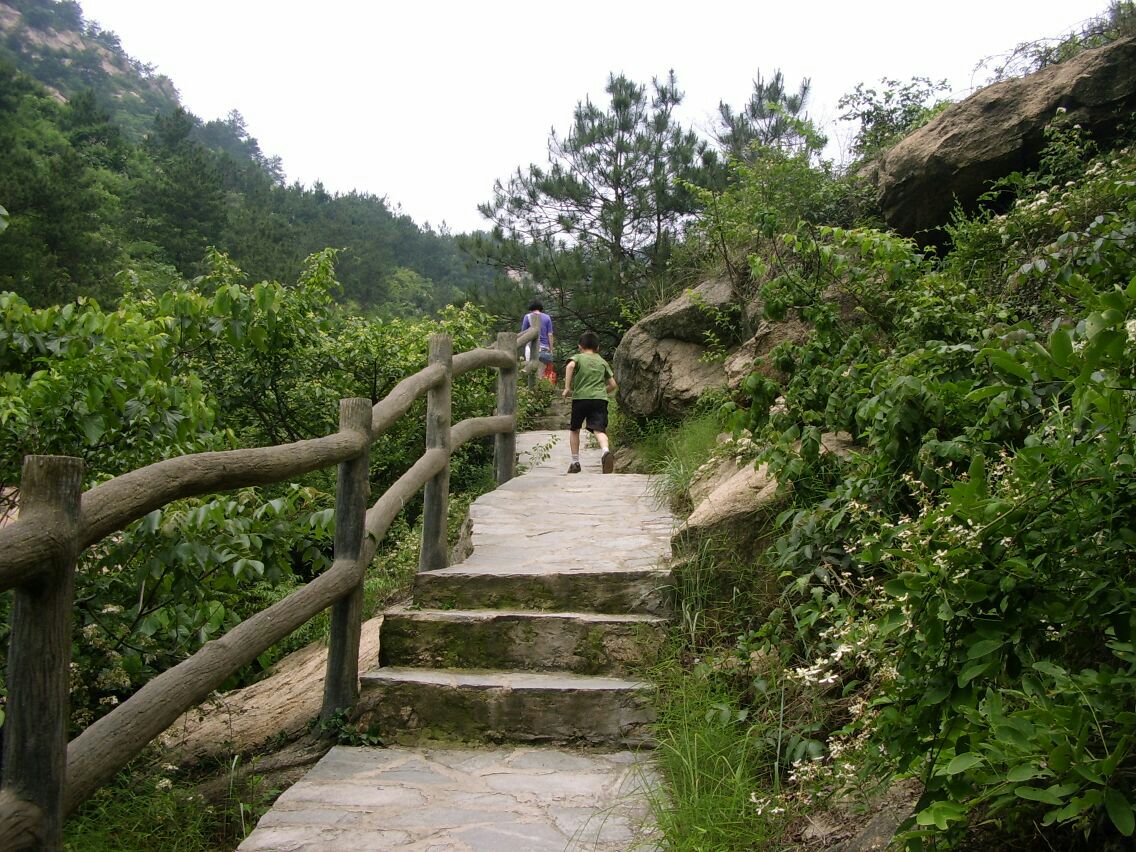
[571,454,580,463]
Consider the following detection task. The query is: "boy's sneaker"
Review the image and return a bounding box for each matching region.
[567,462,582,474]
[601,450,614,474]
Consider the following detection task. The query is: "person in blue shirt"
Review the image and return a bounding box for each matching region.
[520,300,555,366]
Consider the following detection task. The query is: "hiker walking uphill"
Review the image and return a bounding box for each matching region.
[520,300,554,362]
[562,331,617,474]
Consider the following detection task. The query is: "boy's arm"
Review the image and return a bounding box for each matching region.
[562,361,576,398]
[605,376,618,394]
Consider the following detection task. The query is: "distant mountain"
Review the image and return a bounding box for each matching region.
[0,0,181,140]
[0,0,503,311]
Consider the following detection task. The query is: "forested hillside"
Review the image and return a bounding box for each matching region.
[0,0,497,311]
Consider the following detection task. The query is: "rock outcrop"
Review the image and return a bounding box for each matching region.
[675,461,786,551]
[614,274,812,420]
[613,277,736,418]
[676,431,855,552]
[873,36,1136,242]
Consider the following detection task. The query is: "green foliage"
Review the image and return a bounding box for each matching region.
[471,70,717,350]
[63,749,283,850]
[837,77,951,160]
[640,412,723,513]
[63,772,217,851]
[944,126,1136,316]
[713,127,1136,847]
[682,132,878,304]
[69,485,335,728]
[650,648,798,850]
[0,289,220,503]
[862,280,1136,844]
[1,249,501,731]
[714,70,820,161]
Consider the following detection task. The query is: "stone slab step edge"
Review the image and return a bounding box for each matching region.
[379,607,667,676]
[357,667,656,748]
[413,567,673,616]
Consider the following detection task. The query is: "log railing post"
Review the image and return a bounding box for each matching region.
[2,455,84,851]
[494,331,518,485]
[419,335,452,572]
[320,399,372,723]
[525,345,538,390]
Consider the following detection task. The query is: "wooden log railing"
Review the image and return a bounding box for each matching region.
[0,327,538,850]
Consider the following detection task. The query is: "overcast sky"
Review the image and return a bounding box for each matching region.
[78,0,1109,233]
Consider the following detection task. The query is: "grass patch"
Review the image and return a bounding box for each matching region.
[648,644,797,850]
[63,755,277,852]
[638,412,723,513]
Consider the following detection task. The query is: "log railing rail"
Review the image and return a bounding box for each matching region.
[0,327,536,850]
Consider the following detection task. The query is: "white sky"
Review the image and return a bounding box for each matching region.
[78,0,1109,233]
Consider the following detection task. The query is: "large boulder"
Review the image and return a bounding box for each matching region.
[614,276,820,419]
[674,461,787,552]
[874,36,1136,241]
[614,277,737,418]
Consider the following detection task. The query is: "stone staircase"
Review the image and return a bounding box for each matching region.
[526,392,572,431]
[354,430,673,748]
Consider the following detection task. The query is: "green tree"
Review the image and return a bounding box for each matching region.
[714,69,818,160]
[133,108,228,274]
[0,62,119,303]
[471,71,713,347]
[837,76,950,160]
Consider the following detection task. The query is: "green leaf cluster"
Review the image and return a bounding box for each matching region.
[722,129,1136,846]
[1,249,500,727]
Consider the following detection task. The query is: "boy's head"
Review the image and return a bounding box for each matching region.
[528,300,544,312]
[578,331,600,351]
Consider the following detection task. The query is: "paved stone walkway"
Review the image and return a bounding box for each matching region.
[240,745,659,851]
[240,431,672,851]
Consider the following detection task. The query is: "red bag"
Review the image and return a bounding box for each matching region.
[542,363,557,385]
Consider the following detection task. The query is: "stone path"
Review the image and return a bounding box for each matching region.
[240,430,673,851]
[239,745,659,851]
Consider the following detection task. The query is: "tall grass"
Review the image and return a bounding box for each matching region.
[636,410,816,849]
[648,648,795,850]
[640,413,723,513]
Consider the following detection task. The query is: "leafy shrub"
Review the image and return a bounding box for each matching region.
[707,126,1136,846]
[1,250,501,729]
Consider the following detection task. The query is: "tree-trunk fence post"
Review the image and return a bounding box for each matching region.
[321,398,373,723]
[419,335,452,572]
[2,455,84,851]
[494,331,518,485]
[525,343,538,390]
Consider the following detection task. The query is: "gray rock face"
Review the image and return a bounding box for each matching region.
[614,277,738,418]
[675,461,788,551]
[875,36,1136,241]
[614,276,818,419]
[635,276,737,343]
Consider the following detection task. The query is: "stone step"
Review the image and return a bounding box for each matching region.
[413,566,672,616]
[357,668,655,748]
[528,416,569,430]
[379,608,667,676]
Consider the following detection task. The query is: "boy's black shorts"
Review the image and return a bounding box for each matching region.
[570,398,608,432]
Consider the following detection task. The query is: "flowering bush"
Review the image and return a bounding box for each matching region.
[719,123,1136,846]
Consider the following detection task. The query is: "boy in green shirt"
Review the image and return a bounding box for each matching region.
[561,331,618,474]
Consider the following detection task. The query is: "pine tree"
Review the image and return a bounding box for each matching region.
[473,71,714,346]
